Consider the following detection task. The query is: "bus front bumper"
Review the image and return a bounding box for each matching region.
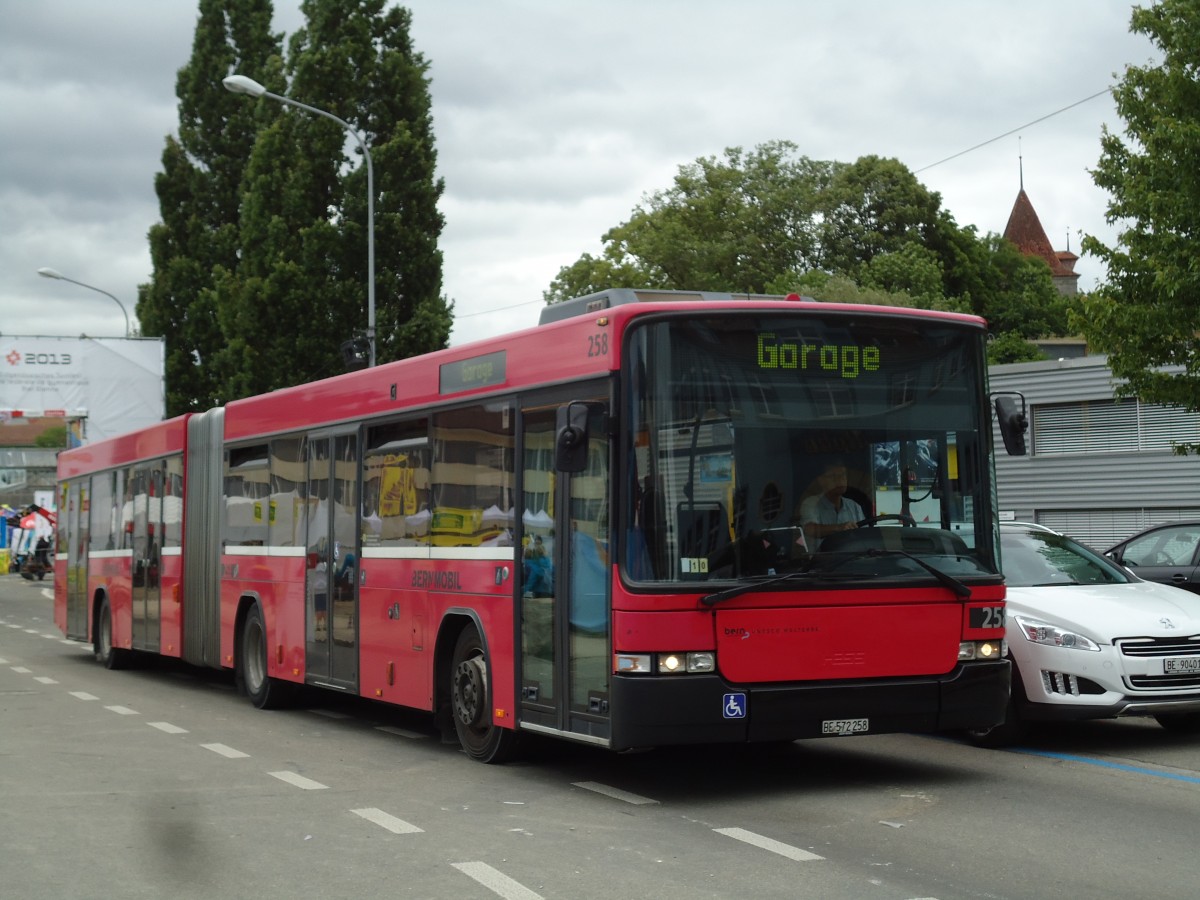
[608,660,1010,751]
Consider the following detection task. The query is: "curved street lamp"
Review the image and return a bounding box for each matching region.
[223,73,376,368]
[36,267,130,338]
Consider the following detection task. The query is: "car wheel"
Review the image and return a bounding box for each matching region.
[1154,712,1200,734]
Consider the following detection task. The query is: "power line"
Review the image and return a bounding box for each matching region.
[914,87,1113,174]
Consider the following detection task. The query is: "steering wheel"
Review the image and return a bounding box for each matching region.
[857,513,917,527]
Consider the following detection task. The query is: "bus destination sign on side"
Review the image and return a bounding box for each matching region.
[439,350,507,394]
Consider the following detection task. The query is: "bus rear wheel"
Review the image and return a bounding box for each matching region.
[239,604,294,709]
[95,597,130,670]
[450,624,520,763]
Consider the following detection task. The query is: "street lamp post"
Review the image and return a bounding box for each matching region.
[36,267,130,338]
[223,73,376,368]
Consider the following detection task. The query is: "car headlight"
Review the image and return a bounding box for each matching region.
[1013,614,1100,651]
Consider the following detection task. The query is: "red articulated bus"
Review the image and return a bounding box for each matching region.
[55,289,1017,762]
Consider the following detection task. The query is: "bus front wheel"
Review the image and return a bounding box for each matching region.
[450,625,520,763]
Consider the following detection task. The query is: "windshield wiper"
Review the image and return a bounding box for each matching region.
[819,547,972,598]
[700,570,812,607]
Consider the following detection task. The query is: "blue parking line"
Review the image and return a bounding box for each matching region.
[1012,748,1200,784]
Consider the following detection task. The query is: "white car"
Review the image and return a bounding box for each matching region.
[967,522,1200,746]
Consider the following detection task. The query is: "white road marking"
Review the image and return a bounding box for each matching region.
[41,633,56,639]
[11,666,32,674]
[0,657,7,664]
[149,722,188,734]
[375,725,427,739]
[714,827,824,861]
[70,691,98,701]
[350,808,424,834]
[269,771,328,790]
[451,862,543,900]
[105,706,139,715]
[34,676,58,684]
[571,781,659,805]
[201,743,249,758]
[24,629,39,634]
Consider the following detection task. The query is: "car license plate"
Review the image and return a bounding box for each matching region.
[1164,657,1200,675]
[822,718,869,735]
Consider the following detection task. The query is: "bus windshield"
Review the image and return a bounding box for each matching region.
[623,311,1000,586]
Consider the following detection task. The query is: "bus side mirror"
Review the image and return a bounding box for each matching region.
[993,393,1028,456]
[555,402,590,473]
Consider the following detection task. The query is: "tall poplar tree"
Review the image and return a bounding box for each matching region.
[211,0,451,399]
[137,0,282,416]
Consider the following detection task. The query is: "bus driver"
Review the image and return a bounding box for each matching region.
[796,459,864,549]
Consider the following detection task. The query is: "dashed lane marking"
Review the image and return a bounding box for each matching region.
[201,743,249,759]
[105,706,139,716]
[350,808,425,834]
[149,722,188,735]
[714,827,825,861]
[34,676,58,684]
[451,861,543,900]
[571,781,658,805]
[269,771,328,790]
[69,691,98,701]
[11,666,32,674]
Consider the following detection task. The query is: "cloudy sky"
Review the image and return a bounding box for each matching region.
[0,1,1157,348]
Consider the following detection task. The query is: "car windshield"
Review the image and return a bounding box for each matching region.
[1001,528,1132,587]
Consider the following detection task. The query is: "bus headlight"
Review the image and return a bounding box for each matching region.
[615,651,716,674]
[959,640,1005,661]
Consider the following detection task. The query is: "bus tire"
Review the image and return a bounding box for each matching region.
[95,596,130,670]
[450,624,521,763]
[965,661,1027,748]
[240,604,293,710]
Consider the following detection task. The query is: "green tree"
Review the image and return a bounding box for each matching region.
[142,0,451,409]
[544,143,1063,340]
[986,331,1049,366]
[137,0,282,415]
[1076,0,1200,450]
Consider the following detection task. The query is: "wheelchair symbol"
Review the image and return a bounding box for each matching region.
[723,692,747,719]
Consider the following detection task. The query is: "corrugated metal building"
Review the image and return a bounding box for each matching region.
[989,354,1200,550]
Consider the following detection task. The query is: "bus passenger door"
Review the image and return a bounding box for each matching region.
[64,480,88,640]
[304,430,360,692]
[519,400,611,743]
[130,462,163,652]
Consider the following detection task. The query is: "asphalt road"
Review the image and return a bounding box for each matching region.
[2,573,1198,900]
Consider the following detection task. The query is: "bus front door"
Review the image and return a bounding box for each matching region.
[519,401,611,745]
[304,431,359,692]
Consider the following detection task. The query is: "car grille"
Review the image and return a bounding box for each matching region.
[1128,673,1200,688]
[1116,635,1200,657]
